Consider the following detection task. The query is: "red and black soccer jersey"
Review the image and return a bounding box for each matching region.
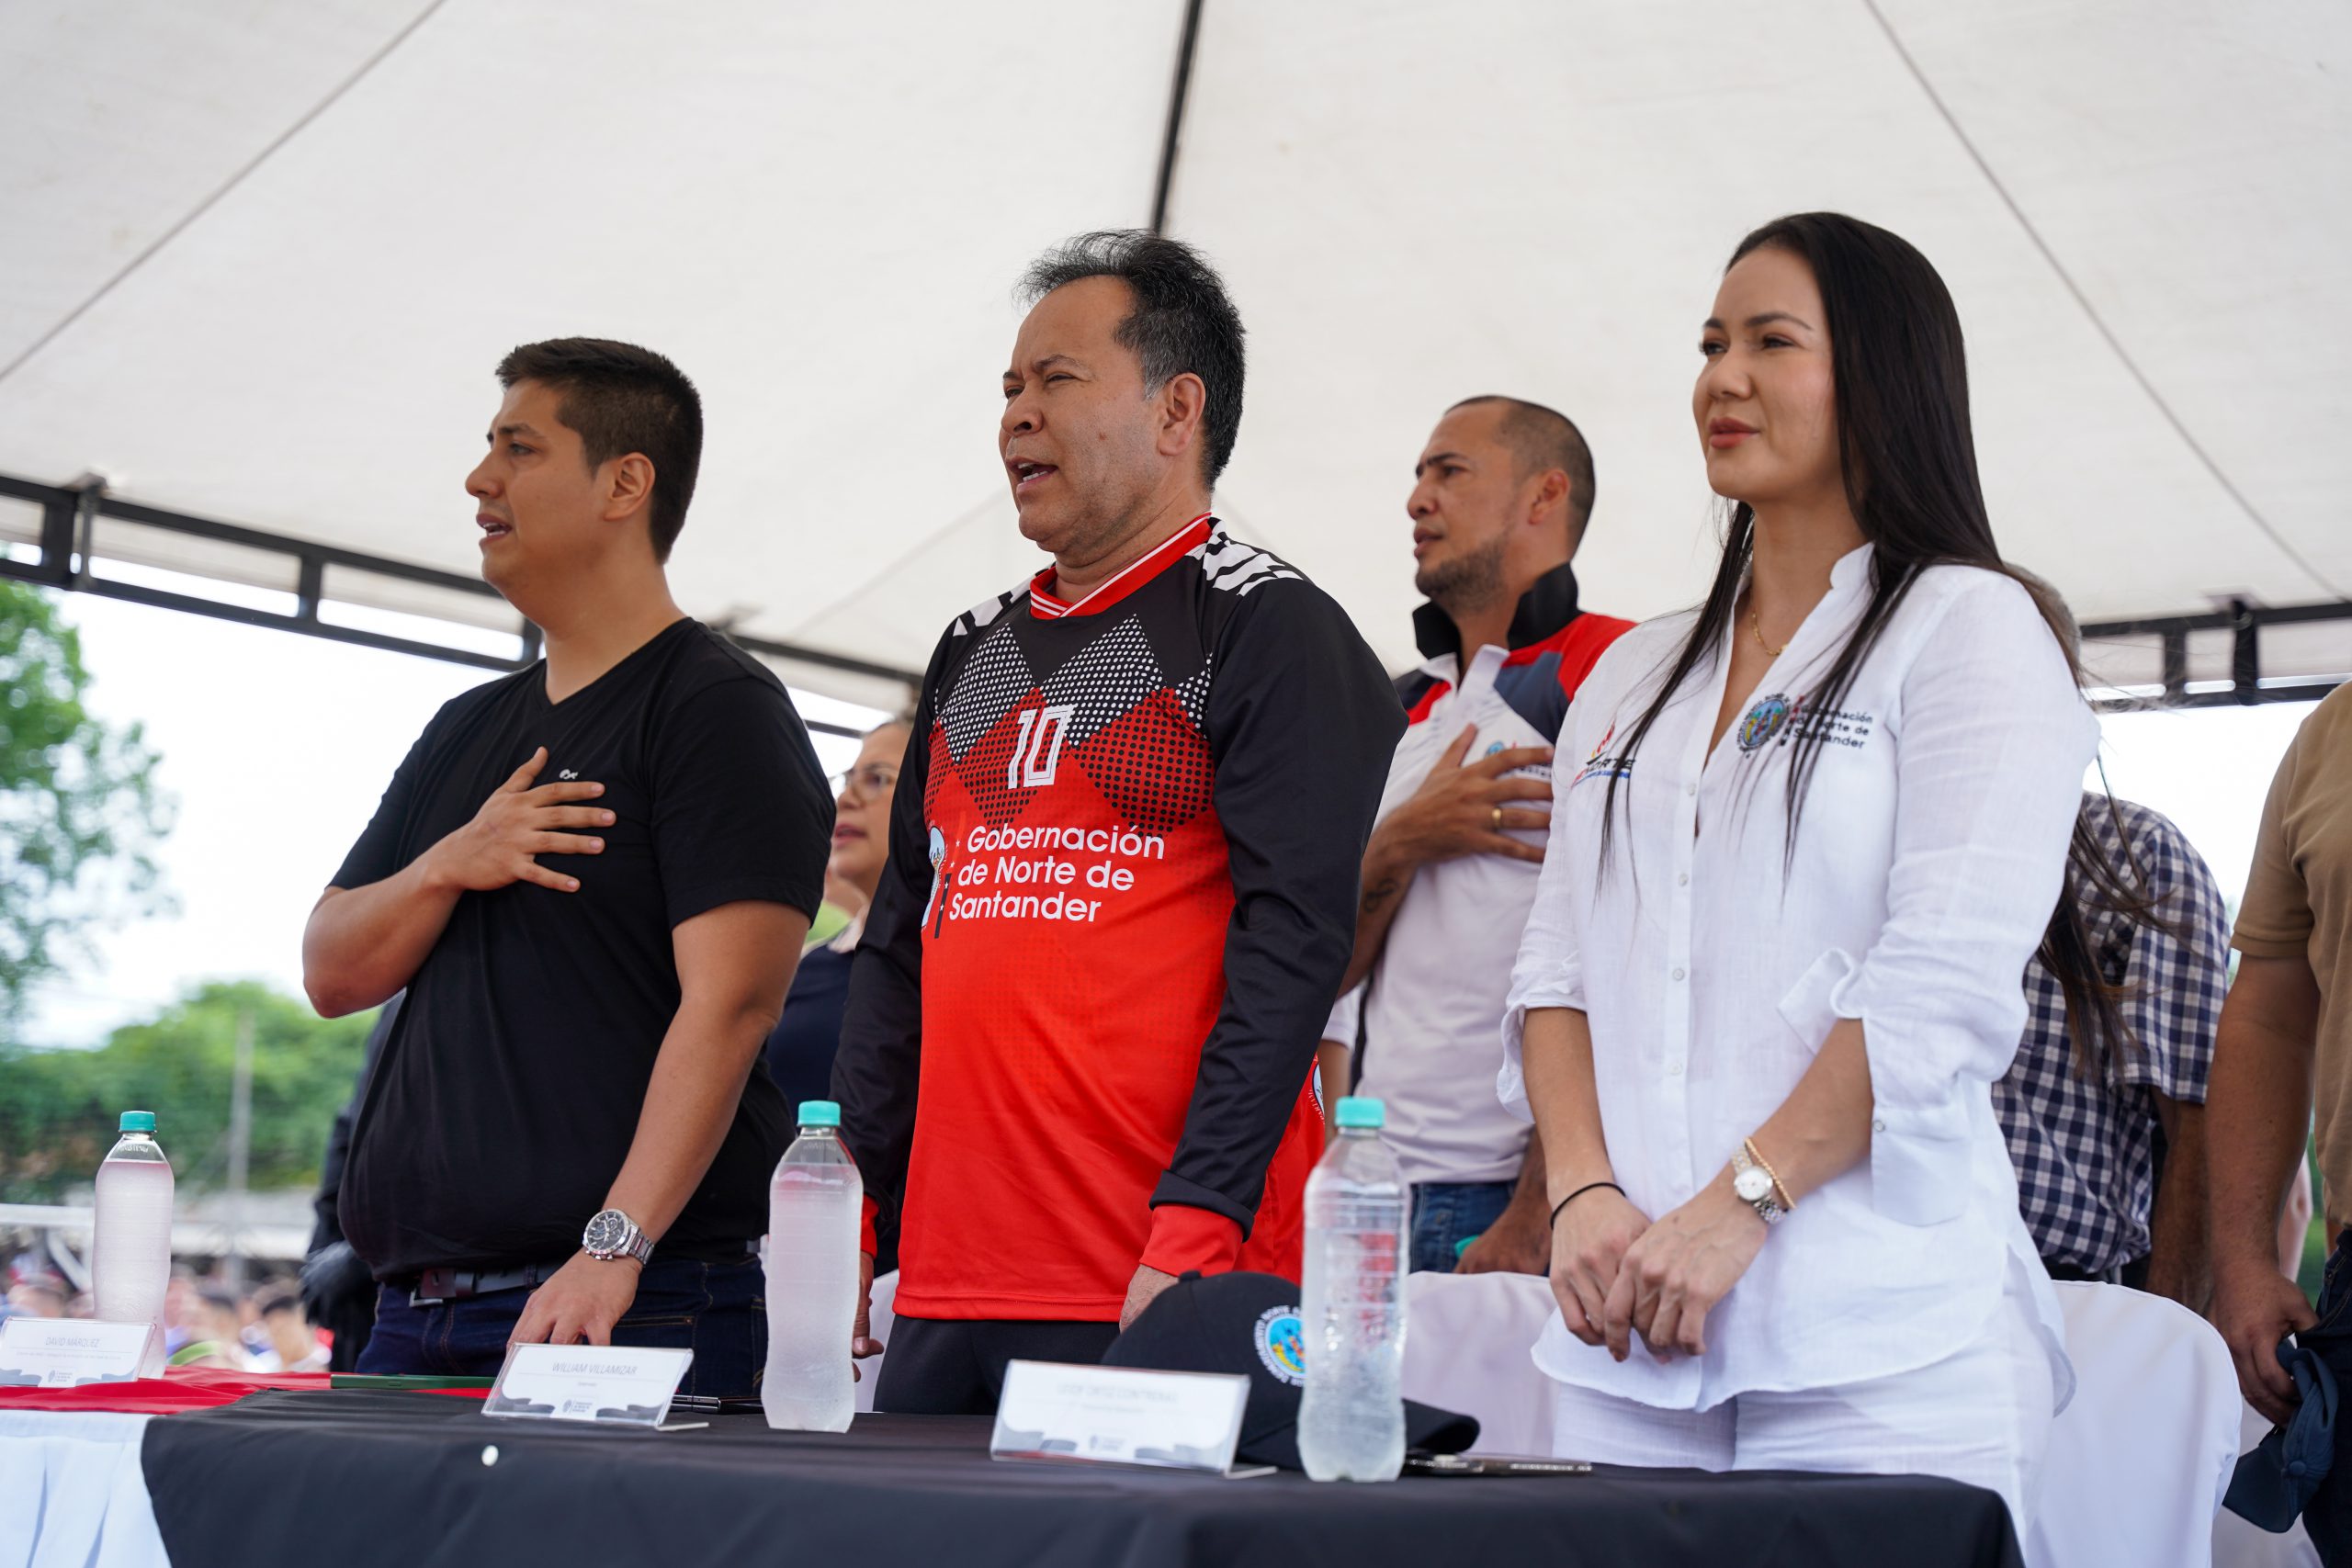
[832,515,1402,1322]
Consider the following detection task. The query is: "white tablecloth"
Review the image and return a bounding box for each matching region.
[0,1408,169,1568]
[1400,1270,2256,1568]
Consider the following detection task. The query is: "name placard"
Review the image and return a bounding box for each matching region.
[0,1317,154,1388]
[990,1359,1253,1474]
[482,1343,692,1427]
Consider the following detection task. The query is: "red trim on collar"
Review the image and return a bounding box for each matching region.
[1030,513,1215,619]
[1404,678,1453,727]
[1501,613,1638,696]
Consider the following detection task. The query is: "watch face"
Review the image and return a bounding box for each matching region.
[583,1210,626,1254]
[1733,1168,1773,1204]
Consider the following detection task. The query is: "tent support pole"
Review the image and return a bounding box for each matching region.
[1149,0,1206,234]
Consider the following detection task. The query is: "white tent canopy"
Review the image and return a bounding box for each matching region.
[5,0,2346,709]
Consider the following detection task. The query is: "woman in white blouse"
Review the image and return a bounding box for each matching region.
[1504,212,2099,1529]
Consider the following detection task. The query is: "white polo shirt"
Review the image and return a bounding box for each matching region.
[1326,568,1630,1189]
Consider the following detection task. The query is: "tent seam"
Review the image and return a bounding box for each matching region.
[1859,0,2345,602]
[0,0,455,390]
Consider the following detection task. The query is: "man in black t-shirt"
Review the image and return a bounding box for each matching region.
[303,338,831,1398]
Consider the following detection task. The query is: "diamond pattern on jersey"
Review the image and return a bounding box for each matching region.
[1070,689,1215,835]
[949,698,1036,828]
[921,721,957,832]
[941,624,1035,761]
[1041,615,1162,746]
[1172,659,1213,731]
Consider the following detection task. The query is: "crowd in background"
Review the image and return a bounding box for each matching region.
[3,1254,328,1373]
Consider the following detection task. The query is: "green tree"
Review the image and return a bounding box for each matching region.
[0,581,173,1027]
[0,980,373,1202]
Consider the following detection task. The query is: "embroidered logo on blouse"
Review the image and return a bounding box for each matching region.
[1571,722,1633,786]
[1736,695,1877,756]
[1736,694,1794,752]
[1254,1305,1306,1386]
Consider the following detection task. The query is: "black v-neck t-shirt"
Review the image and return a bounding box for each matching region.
[333,619,831,1277]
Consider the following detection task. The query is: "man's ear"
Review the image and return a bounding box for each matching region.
[1156,371,1208,463]
[1525,468,1570,530]
[603,453,657,525]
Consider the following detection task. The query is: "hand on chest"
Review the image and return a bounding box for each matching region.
[434,737,656,898]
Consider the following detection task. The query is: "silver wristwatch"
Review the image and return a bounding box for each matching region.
[582,1207,653,1265]
[1729,1146,1787,1226]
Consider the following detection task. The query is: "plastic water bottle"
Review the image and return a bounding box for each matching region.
[92,1111,174,1376]
[761,1100,862,1431]
[1298,1096,1408,1482]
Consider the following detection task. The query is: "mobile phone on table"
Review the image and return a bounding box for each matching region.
[1404,1452,1592,1477]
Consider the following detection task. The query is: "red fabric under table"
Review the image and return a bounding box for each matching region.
[0,1366,484,1414]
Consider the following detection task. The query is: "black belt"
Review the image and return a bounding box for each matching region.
[407,1260,568,1306]
[401,1238,759,1306]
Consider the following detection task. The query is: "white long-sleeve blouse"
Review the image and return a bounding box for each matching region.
[1500,547,2096,1411]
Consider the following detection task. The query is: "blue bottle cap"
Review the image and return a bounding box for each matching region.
[1333,1097,1385,1130]
[797,1100,842,1128]
[119,1111,156,1134]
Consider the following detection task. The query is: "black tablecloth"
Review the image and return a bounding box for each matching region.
[141,1390,2022,1568]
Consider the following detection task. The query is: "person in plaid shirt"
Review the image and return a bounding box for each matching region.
[1992,792,2229,1304]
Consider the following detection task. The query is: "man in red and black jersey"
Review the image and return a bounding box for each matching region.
[831,231,1401,1413]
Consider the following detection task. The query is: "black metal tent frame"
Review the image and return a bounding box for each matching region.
[0,472,916,740]
[9,468,2346,719]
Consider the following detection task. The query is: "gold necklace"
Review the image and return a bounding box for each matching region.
[1749,603,1787,658]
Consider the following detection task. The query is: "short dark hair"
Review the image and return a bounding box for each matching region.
[494,338,704,563]
[1449,395,1597,541]
[1017,231,1247,488]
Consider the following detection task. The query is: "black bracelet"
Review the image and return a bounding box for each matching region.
[1550,1181,1623,1227]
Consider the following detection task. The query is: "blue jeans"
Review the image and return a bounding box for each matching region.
[1408,1180,1517,1274]
[355,1252,766,1400]
[2299,1231,2352,1562]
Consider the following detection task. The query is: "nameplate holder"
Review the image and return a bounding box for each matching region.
[482,1342,692,1427]
[0,1316,155,1388]
[990,1359,1256,1475]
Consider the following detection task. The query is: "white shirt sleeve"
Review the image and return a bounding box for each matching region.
[1320,984,1362,1047]
[1781,576,2097,1225]
[1498,739,1594,1119]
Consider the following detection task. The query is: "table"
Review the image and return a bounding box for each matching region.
[140,1389,2023,1568]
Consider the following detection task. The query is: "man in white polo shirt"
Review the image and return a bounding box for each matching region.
[1319,397,1632,1275]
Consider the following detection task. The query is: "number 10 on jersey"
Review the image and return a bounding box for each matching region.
[1009,704,1076,789]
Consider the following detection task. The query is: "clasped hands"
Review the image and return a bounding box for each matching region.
[1548,1170,1769,1360]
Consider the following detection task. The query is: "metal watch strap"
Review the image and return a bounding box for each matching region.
[584,1208,653,1265]
[1730,1145,1788,1226]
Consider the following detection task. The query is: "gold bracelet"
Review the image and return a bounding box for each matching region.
[1743,1137,1794,1213]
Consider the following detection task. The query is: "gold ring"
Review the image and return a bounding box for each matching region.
[1491,806,1503,830]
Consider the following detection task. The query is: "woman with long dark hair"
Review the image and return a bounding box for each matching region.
[1501,213,2097,1528]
